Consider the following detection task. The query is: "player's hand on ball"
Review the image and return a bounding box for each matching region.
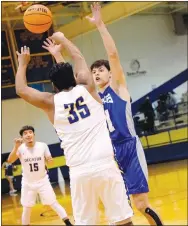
[86,2,103,26]
[49,32,65,44]
[16,46,30,66]
[42,38,63,56]
[14,138,23,148]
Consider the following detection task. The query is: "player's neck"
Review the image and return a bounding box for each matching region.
[62,86,74,92]
[98,83,110,93]
[26,141,35,148]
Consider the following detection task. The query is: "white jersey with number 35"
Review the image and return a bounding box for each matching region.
[53,85,114,169]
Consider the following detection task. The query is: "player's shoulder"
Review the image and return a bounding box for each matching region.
[35,142,48,154]
[18,143,25,151]
[74,84,86,92]
[55,85,86,98]
[73,85,93,98]
[17,143,26,156]
[109,84,131,103]
[102,85,116,95]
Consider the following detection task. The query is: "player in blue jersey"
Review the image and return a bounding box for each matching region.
[86,3,163,226]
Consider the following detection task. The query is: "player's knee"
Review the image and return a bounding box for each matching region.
[134,199,148,212]
[132,193,149,213]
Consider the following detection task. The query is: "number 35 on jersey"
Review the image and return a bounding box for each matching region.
[64,96,91,124]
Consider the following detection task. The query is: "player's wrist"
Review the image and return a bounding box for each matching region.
[14,145,20,150]
[18,63,28,68]
[96,21,105,29]
[53,52,62,57]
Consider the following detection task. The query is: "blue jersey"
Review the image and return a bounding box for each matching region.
[99,86,136,143]
[99,86,149,195]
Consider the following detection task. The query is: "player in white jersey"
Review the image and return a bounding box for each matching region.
[8,125,72,226]
[14,32,133,225]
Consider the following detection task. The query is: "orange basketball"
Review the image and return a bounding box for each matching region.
[23,4,52,34]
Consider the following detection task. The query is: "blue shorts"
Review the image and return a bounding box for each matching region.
[113,136,149,195]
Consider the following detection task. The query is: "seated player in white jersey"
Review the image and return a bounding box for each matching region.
[14,32,134,225]
[8,125,72,226]
[86,3,163,226]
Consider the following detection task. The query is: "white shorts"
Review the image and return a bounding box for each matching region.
[21,176,56,207]
[70,161,133,225]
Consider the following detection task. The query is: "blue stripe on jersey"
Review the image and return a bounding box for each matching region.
[99,86,136,143]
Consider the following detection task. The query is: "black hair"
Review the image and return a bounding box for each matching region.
[19,125,35,136]
[48,62,76,91]
[90,59,110,71]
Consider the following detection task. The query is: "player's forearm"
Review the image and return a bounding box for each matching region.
[58,36,82,60]
[15,65,28,95]
[8,146,19,163]
[97,22,128,88]
[53,52,66,63]
[97,22,118,57]
[57,36,89,74]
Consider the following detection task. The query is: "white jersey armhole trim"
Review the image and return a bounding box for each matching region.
[79,85,103,107]
[125,102,136,137]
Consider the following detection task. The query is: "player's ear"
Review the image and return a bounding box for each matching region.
[52,83,59,93]
[109,71,112,79]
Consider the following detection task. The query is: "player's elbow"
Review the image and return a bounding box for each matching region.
[72,52,84,61]
[76,71,90,85]
[16,87,27,97]
[16,90,22,97]
[7,156,14,164]
[109,51,118,59]
[16,87,23,96]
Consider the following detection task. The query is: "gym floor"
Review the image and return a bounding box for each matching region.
[2,160,187,225]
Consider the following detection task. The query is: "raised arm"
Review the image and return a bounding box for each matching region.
[86,3,130,101]
[49,32,95,91]
[15,46,54,110]
[8,138,23,164]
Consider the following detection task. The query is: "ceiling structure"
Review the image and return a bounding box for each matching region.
[1,1,188,39]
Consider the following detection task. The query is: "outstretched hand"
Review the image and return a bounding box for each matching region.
[86,2,103,27]
[42,38,63,56]
[14,138,23,148]
[16,46,30,66]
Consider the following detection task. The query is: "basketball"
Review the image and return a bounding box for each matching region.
[23,4,52,34]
